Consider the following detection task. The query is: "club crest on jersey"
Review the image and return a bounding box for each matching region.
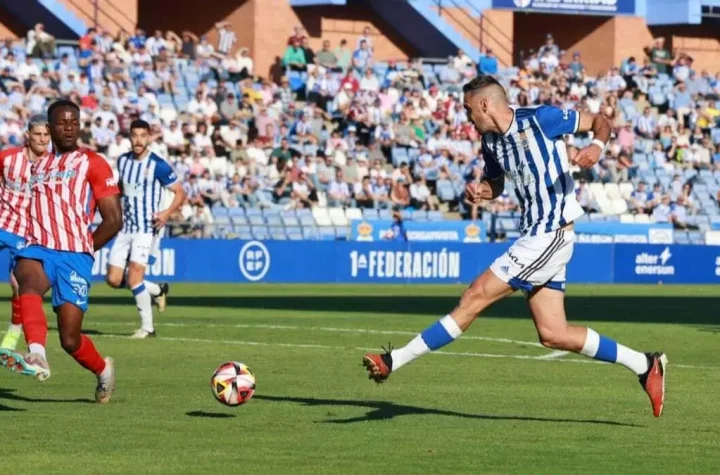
[518,131,530,151]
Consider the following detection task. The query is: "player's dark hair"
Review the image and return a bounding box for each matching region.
[462,75,503,96]
[47,100,80,123]
[130,119,151,131]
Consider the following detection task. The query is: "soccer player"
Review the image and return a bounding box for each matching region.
[0,100,123,404]
[362,76,668,418]
[105,119,184,339]
[0,116,50,351]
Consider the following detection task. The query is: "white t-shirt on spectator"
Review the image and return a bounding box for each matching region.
[246,145,268,167]
[163,127,185,149]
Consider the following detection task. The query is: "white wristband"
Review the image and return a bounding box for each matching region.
[591,139,606,151]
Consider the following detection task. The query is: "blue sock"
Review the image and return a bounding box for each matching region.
[391,315,463,370]
[420,315,463,350]
[580,328,648,375]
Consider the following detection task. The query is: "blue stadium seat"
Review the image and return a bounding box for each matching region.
[299,214,315,226]
[436,180,456,202]
[379,209,392,220]
[213,216,232,238]
[362,208,379,220]
[413,210,428,221]
[248,215,266,226]
[688,231,704,244]
[427,211,443,222]
[319,226,336,240]
[282,215,300,226]
[265,215,282,226]
[263,207,281,216]
[235,227,253,240]
[213,207,229,217]
[673,231,689,244]
[270,227,287,240]
[252,226,269,240]
[400,209,414,221]
[286,227,303,240]
[335,226,349,240]
[301,225,319,240]
[231,215,248,226]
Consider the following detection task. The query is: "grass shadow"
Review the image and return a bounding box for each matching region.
[75,294,720,325]
[254,394,642,427]
[186,410,235,419]
[0,387,94,409]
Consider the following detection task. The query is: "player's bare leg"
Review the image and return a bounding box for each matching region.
[363,268,515,382]
[527,286,667,417]
[56,303,115,403]
[1,273,24,350]
[105,263,125,290]
[126,261,156,339]
[0,258,52,380]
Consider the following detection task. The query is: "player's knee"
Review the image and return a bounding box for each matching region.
[126,265,145,288]
[537,326,571,350]
[106,274,123,288]
[59,332,82,353]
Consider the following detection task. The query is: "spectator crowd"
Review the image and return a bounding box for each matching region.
[1,23,719,239]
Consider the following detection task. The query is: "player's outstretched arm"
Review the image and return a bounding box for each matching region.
[572,112,612,169]
[154,182,186,229]
[94,195,122,251]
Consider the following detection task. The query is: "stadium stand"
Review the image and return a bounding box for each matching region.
[1,21,719,242]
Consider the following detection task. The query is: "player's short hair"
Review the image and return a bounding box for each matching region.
[28,114,48,131]
[130,119,151,132]
[462,75,504,97]
[47,99,80,122]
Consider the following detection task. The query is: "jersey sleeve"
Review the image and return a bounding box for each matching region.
[481,138,503,180]
[154,158,179,187]
[535,105,580,139]
[86,152,120,200]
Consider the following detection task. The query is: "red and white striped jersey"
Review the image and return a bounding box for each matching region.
[27,148,119,254]
[0,147,34,239]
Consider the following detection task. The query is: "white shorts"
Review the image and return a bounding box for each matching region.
[490,229,575,293]
[108,232,159,269]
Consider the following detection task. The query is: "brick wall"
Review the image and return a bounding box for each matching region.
[58,0,137,34]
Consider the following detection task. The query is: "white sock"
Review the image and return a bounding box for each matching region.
[144,280,161,297]
[617,344,649,375]
[390,315,463,371]
[8,323,22,333]
[581,328,648,375]
[390,335,430,371]
[132,283,154,332]
[100,361,112,379]
[28,343,46,359]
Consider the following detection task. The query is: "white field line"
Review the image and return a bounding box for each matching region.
[70,321,715,370]
[89,321,548,349]
[537,350,569,360]
[89,333,715,370]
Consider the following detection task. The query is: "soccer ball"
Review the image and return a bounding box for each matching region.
[210,361,256,407]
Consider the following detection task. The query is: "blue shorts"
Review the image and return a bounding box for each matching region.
[0,229,26,272]
[16,246,93,312]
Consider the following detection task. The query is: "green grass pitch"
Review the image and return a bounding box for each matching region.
[1,283,719,474]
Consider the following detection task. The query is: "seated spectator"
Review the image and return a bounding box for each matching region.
[354,176,376,209]
[283,38,307,72]
[651,194,673,222]
[630,181,651,214]
[316,40,341,73]
[328,169,351,207]
[352,40,372,74]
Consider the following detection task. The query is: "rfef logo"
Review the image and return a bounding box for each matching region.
[238,241,271,282]
[634,247,674,275]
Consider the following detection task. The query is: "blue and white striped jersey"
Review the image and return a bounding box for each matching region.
[117,151,178,234]
[482,105,584,236]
